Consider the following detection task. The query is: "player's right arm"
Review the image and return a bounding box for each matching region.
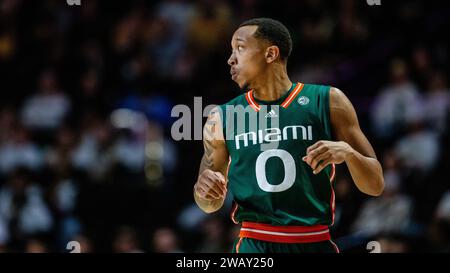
[194,108,229,213]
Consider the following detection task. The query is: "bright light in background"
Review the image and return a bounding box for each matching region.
[110,108,165,185]
[110,108,147,132]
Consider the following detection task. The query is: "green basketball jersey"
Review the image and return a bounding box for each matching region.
[218,82,336,227]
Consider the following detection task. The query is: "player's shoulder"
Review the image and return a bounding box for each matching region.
[328,86,349,105]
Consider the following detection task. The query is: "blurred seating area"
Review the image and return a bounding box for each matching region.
[0,0,449,252]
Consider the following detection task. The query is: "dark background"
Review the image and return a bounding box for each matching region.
[0,0,449,253]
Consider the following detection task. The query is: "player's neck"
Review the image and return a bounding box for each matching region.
[251,67,292,102]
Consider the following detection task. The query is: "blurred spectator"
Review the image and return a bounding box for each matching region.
[76,69,106,113]
[47,154,81,249]
[0,106,16,144]
[0,125,43,174]
[197,216,228,253]
[177,203,209,231]
[427,219,450,252]
[0,214,8,248]
[156,0,195,35]
[436,190,450,222]
[20,70,71,131]
[0,0,448,253]
[332,173,363,238]
[46,126,77,169]
[112,129,146,172]
[153,0,198,79]
[144,121,177,186]
[25,238,48,253]
[337,0,368,44]
[351,151,413,237]
[423,71,450,134]
[0,30,15,61]
[112,9,144,54]
[71,234,94,253]
[394,121,439,173]
[112,226,144,253]
[411,46,432,87]
[427,190,450,252]
[371,59,422,138]
[187,0,232,56]
[376,234,410,253]
[71,115,115,180]
[0,168,53,247]
[146,0,195,77]
[152,227,183,253]
[117,93,174,128]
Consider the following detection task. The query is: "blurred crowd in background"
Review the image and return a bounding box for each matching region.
[0,0,449,252]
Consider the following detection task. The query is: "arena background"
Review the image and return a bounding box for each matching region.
[0,0,449,253]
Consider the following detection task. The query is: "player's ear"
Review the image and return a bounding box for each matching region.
[265,45,280,63]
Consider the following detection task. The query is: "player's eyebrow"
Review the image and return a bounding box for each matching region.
[231,37,246,48]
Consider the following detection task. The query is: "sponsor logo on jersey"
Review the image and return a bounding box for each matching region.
[298,96,310,106]
[264,109,278,118]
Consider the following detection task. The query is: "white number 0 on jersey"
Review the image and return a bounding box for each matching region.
[255,149,296,192]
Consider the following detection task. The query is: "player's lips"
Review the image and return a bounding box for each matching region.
[230,69,238,80]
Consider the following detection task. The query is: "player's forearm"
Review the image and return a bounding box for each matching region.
[344,147,384,196]
[194,190,225,213]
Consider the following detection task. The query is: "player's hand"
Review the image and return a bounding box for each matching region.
[194,170,227,201]
[302,140,352,174]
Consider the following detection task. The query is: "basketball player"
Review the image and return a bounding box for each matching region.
[193,18,384,253]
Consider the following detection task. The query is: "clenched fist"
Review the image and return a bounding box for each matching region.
[194,169,227,200]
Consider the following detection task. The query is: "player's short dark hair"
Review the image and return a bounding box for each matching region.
[239,18,292,61]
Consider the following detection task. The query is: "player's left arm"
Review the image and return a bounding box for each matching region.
[303,87,384,196]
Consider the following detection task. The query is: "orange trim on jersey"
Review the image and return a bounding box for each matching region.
[281,83,304,108]
[226,156,231,177]
[245,91,260,112]
[239,222,331,244]
[226,157,239,225]
[230,202,239,224]
[330,240,340,253]
[330,163,336,182]
[245,82,304,112]
[329,163,336,226]
[330,185,336,226]
[235,238,243,253]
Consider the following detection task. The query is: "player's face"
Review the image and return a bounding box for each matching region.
[228,26,267,89]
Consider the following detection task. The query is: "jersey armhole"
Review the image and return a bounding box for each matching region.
[322,86,334,141]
